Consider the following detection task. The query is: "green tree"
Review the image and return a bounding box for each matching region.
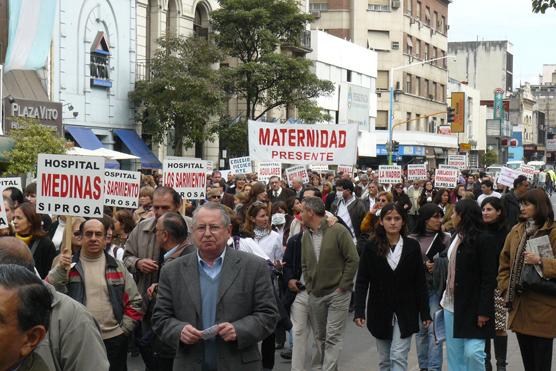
[211,0,334,122]
[532,0,556,12]
[480,149,498,167]
[130,35,225,156]
[4,117,66,176]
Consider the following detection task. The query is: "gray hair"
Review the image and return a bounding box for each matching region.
[302,196,325,217]
[192,202,231,228]
[359,174,369,181]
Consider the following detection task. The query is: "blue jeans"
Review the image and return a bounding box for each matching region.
[416,293,443,371]
[444,309,486,371]
[375,318,412,371]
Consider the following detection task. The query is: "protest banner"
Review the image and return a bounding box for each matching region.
[257,162,282,184]
[0,177,22,192]
[378,165,402,184]
[497,167,523,188]
[248,120,358,165]
[407,164,428,181]
[337,165,354,176]
[205,160,214,176]
[439,164,460,171]
[519,165,536,181]
[163,158,207,200]
[447,155,467,169]
[229,156,253,174]
[36,154,105,218]
[434,168,458,188]
[285,165,310,187]
[104,169,141,208]
[310,165,329,173]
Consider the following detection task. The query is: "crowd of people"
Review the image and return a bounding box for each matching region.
[0,166,556,371]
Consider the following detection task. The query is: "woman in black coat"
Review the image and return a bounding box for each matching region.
[354,203,431,371]
[441,199,497,371]
[392,183,411,216]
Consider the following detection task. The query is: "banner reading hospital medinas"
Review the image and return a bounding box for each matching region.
[248,120,358,165]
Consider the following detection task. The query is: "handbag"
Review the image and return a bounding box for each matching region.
[519,264,556,296]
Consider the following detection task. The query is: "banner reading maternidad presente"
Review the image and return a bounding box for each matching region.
[36,154,105,218]
[163,157,207,200]
[104,169,141,208]
[248,120,358,165]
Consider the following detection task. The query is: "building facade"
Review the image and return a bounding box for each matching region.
[448,40,514,99]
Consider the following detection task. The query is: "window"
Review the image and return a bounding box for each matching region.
[392,41,400,50]
[309,2,328,11]
[416,113,421,129]
[407,112,412,124]
[432,47,437,64]
[377,70,389,90]
[415,39,421,58]
[440,50,446,68]
[405,73,412,93]
[432,82,437,100]
[368,4,390,11]
[377,110,389,129]
[424,79,429,97]
[433,11,438,31]
[415,76,421,96]
[90,32,112,89]
[424,43,429,60]
[441,16,446,33]
[439,84,445,102]
[405,0,412,15]
[424,6,431,25]
[406,35,413,55]
[416,1,421,19]
[347,70,352,82]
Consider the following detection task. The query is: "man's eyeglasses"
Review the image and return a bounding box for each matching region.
[194,225,223,234]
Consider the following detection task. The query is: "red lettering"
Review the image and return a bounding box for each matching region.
[41,174,52,197]
[259,128,271,145]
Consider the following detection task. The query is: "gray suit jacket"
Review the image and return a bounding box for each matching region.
[152,247,279,371]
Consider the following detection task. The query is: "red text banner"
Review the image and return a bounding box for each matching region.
[285,165,309,187]
[379,165,402,185]
[407,164,428,181]
[163,158,207,200]
[257,162,282,184]
[104,169,141,208]
[248,120,358,165]
[434,168,458,189]
[36,154,105,217]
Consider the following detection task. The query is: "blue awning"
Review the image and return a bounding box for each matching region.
[113,129,161,169]
[65,126,119,169]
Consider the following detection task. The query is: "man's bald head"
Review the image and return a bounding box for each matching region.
[0,237,34,272]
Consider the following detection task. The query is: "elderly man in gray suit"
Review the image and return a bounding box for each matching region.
[152,202,280,371]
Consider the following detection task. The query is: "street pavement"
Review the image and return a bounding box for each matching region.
[128,191,556,371]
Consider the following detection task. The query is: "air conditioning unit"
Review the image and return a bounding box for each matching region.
[391,0,400,9]
[392,41,400,50]
[310,10,321,18]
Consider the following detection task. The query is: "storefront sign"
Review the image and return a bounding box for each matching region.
[378,165,402,184]
[248,120,358,165]
[163,158,207,200]
[104,169,141,208]
[3,98,63,136]
[407,164,428,181]
[434,168,458,188]
[36,154,105,217]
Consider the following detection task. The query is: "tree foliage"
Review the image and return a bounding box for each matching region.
[130,36,225,156]
[212,0,334,122]
[4,117,66,176]
[532,0,556,13]
[480,149,498,167]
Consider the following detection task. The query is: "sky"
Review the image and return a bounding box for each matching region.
[448,0,556,86]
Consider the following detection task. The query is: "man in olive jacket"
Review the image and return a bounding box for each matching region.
[301,196,359,371]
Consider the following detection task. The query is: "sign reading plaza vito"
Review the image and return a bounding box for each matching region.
[36,154,105,217]
[248,120,358,165]
[3,97,63,136]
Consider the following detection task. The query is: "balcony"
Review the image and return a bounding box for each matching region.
[281,30,312,55]
[136,59,152,82]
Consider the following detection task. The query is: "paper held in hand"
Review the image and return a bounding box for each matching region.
[526,235,554,277]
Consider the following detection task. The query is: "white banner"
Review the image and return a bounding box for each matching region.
[310,165,329,173]
[163,158,207,200]
[0,177,22,192]
[338,82,371,131]
[229,156,253,175]
[248,120,358,165]
[519,165,536,181]
[498,167,523,188]
[285,165,310,187]
[447,155,467,169]
[337,165,354,175]
[434,168,458,189]
[257,162,282,184]
[36,154,105,217]
[378,165,402,184]
[104,170,141,208]
[407,164,428,181]
[547,138,556,152]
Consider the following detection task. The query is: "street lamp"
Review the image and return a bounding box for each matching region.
[388,55,456,164]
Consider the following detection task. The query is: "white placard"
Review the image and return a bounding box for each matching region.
[439,164,460,171]
[434,168,458,189]
[447,155,467,169]
[163,158,207,200]
[0,200,8,229]
[498,167,523,188]
[257,162,282,184]
[285,165,310,187]
[378,165,402,184]
[407,164,428,181]
[310,165,329,173]
[229,156,253,175]
[337,165,354,175]
[519,165,536,181]
[547,138,556,152]
[104,169,141,208]
[0,177,22,192]
[36,154,105,217]
[248,120,358,165]
[205,160,214,176]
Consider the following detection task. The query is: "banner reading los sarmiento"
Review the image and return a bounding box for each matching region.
[248,120,358,165]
